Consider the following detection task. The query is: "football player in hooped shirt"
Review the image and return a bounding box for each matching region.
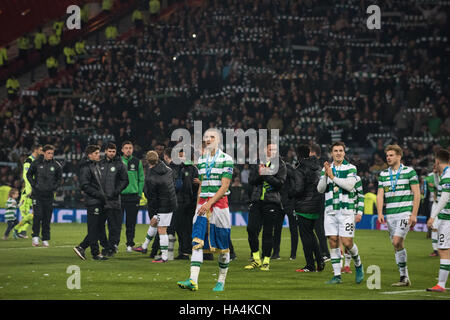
[177,129,234,292]
[426,149,450,293]
[377,145,420,287]
[317,141,364,285]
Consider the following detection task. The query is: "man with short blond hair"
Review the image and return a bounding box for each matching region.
[134,150,177,263]
[178,129,234,292]
[377,144,420,286]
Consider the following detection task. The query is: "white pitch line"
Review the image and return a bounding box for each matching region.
[380,289,450,295]
[0,245,74,251]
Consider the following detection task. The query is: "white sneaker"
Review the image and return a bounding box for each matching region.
[126,246,133,253]
[42,241,49,247]
[32,237,40,247]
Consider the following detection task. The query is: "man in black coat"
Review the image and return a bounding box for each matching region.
[293,144,325,272]
[27,144,62,247]
[245,141,287,271]
[134,151,178,263]
[73,143,129,260]
[98,142,129,255]
[272,159,299,260]
[73,145,109,260]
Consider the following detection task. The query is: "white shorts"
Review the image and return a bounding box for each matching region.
[437,219,450,249]
[153,212,173,227]
[386,214,411,240]
[432,217,439,230]
[324,214,355,238]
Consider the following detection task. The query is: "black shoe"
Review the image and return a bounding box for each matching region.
[114,244,119,254]
[230,252,236,261]
[93,254,108,261]
[322,255,331,263]
[317,261,325,272]
[271,253,281,260]
[204,253,214,260]
[290,256,296,260]
[73,246,86,261]
[175,254,190,260]
[106,250,115,257]
[101,248,115,257]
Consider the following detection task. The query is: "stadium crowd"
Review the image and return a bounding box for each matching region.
[0,0,449,208]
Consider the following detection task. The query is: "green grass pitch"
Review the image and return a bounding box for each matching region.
[0,223,448,300]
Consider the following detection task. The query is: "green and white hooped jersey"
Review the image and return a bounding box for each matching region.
[198,149,234,198]
[354,176,364,215]
[378,165,419,216]
[321,160,358,215]
[437,168,450,220]
[4,197,17,221]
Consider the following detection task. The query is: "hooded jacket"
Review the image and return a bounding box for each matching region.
[27,155,62,200]
[144,160,178,216]
[248,157,287,206]
[293,156,324,215]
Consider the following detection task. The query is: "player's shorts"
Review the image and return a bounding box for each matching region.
[324,213,355,238]
[153,212,173,227]
[386,213,411,240]
[437,219,450,249]
[432,217,439,230]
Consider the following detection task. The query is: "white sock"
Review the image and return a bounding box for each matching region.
[344,251,351,267]
[160,234,168,261]
[432,231,438,251]
[190,249,203,283]
[330,248,342,276]
[348,244,362,267]
[438,259,450,288]
[142,226,157,249]
[218,252,230,284]
[168,234,176,260]
[395,248,408,278]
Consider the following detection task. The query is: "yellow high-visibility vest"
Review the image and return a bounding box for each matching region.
[34,32,47,50]
[75,41,85,55]
[63,47,76,64]
[105,26,118,39]
[49,34,60,46]
[46,56,58,68]
[6,78,19,94]
[53,21,64,37]
[149,0,160,14]
[0,47,7,66]
[18,37,29,50]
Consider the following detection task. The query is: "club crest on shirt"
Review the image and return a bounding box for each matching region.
[111,167,116,172]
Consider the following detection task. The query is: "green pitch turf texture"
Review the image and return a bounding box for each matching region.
[0,223,448,300]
